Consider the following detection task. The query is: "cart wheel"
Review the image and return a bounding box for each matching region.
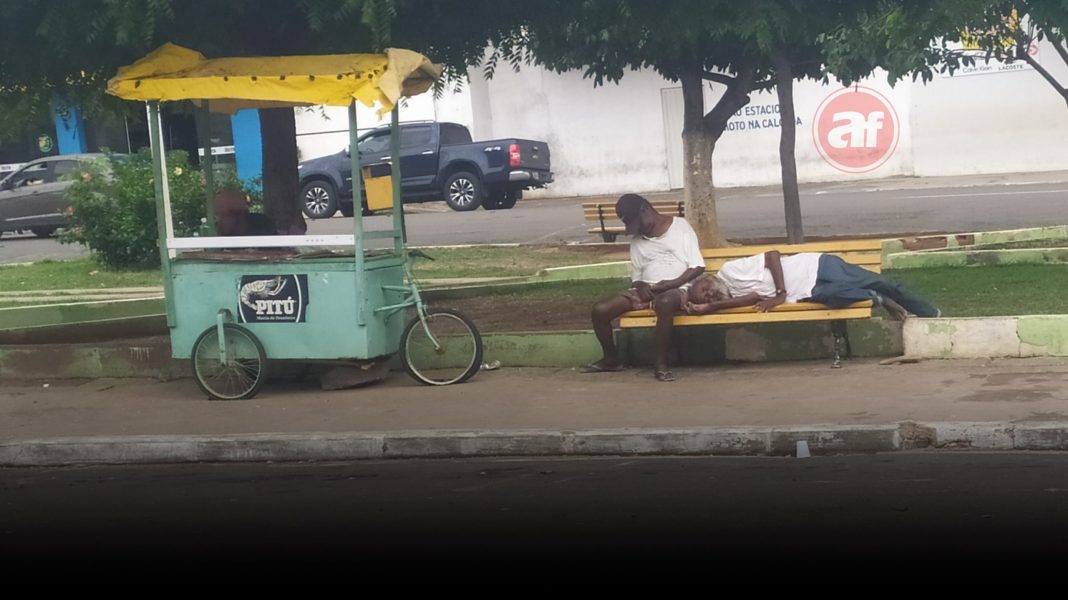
[400,308,483,385]
[191,323,268,400]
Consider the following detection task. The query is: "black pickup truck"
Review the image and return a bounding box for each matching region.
[297,121,553,216]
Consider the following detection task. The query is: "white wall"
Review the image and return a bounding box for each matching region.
[910,38,1068,176]
[291,46,1068,197]
[467,66,674,197]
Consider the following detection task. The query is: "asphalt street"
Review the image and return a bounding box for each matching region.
[4,453,1067,575]
[2,171,1066,264]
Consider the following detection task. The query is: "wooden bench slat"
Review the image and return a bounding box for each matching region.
[620,305,873,328]
[622,300,872,319]
[583,203,683,219]
[583,205,681,212]
[701,239,882,257]
[583,203,681,210]
[582,200,681,207]
[703,253,880,271]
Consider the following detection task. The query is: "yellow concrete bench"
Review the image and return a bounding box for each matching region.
[618,239,885,366]
[583,199,684,242]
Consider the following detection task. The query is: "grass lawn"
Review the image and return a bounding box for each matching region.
[461,265,1068,319]
[0,259,162,291]
[886,265,1068,317]
[0,246,622,292]
[409,245,626,279]
[2,251,1065,318]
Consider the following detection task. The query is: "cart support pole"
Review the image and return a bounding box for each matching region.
[147,102,176,327]
[389,106,405,254]
[349,101,367,326]
[196,101,216,235]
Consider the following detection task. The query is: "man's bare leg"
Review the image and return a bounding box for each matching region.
[653,290,683,380]
[590,295,635,370]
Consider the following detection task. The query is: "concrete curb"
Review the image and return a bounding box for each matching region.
[882,226,1068,269]
[1,322,901,380]
[4,421,1068,466]
[904,315,1068,359]
[4,315,1067,379]
[0,297,164,330]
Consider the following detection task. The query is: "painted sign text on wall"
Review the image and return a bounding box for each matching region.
[723,103,803,133]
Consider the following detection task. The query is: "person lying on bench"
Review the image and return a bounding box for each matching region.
[586,193,705,382]
[684,251,940,320]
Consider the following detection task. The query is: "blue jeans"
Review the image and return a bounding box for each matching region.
[808,254,939,317]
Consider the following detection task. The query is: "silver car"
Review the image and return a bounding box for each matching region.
[0,153,105,238]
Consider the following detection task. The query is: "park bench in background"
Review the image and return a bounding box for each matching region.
[583,199,684,242]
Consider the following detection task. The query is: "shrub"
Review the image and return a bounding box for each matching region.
[62,149,211,270]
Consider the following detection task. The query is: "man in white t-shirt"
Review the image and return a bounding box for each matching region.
[586,194,706,382]
[685,250,939,320]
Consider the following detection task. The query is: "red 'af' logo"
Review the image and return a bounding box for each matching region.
[813,86,899,173]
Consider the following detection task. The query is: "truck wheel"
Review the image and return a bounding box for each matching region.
[31,226,58,238]
[300,180,339,219]
[443,171,483,211]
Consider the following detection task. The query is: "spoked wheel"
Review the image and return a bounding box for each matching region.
[191,323,268,400]
[300,180,338,219]
[400,308,483,385]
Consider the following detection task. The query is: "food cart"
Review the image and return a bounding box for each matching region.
[107,43,483,399]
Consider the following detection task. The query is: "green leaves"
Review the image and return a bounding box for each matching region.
[61,149,221,270]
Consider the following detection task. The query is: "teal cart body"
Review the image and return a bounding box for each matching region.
[168,255,406,361]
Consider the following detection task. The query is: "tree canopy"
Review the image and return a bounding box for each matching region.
[0,0,394,140]
[821,0,1068,108]
[395,0,869,244]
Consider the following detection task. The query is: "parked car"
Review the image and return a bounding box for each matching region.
[0,153,107,238]
[297,121,553,217]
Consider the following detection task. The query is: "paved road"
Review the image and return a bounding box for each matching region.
[3,171,1066,264]
[391,178,1068,246]
[4,454,1067,574]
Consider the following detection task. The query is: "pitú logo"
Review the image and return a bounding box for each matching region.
[813,86,899,173]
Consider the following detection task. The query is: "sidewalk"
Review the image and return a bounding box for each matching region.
[3,356,1068,466]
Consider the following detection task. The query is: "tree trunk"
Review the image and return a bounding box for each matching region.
[773,52,803,244]
[680,71,725,248]
[259,108,306,235]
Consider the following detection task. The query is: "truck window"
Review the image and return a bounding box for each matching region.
[440,124,472,146]
[357,133,391,155]
[400,126,433,149]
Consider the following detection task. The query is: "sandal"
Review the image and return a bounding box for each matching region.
[580,361,626,373]
[654,370,676,382]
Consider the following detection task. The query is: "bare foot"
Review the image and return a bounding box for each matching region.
[880,296,908,321]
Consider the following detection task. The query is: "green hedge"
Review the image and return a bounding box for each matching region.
[61,150,250,270]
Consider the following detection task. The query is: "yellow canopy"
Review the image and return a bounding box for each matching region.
[107,43,442,114]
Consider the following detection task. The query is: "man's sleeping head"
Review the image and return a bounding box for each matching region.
[688,274,730,303]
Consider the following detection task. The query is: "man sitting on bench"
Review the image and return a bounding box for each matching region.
[586,193,705,382]
[215,189,277,237]
[684,251,940,320]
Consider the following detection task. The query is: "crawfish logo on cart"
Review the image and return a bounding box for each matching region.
[238,275,309,323]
